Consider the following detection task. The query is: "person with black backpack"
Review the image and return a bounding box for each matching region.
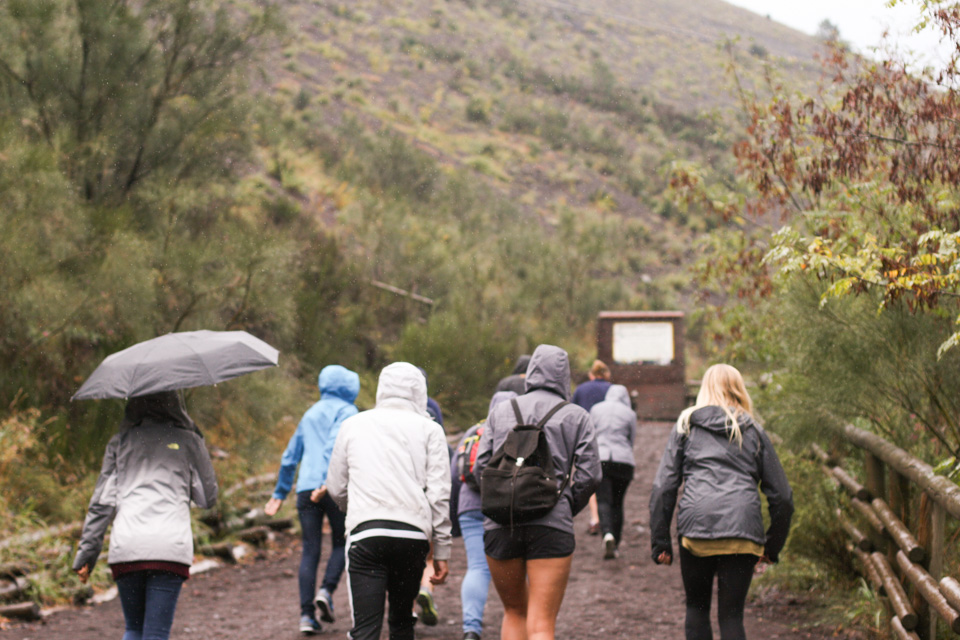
[452,390,517,640]
[473,344,601,640]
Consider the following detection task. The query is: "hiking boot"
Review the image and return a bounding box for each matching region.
[463,632,482,640]
[416,589,439,626]
[315,587,335,623]
[603,533,618,560]
[299,615,322,635]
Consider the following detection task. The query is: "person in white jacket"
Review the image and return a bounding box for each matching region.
[327,362,452,640]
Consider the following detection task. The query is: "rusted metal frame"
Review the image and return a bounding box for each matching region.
[895,550,960,634]
[872,552,919,631]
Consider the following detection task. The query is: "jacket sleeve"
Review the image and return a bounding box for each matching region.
[326,421,350,511]
[649,424,685,562]
[272,422,305,500]
[318,405,357,486]
[425,424,453,560]
[757,429,794,562]
[628,412,637,449]
[189,433,219,510]
[73,435,120,571]
[569,412,601,516]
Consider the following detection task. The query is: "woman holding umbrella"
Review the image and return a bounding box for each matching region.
[73,392,218,640]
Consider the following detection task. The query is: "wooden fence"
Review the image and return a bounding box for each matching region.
[815,423,960,639]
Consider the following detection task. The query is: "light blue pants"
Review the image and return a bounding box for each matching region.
[459,510,491,635]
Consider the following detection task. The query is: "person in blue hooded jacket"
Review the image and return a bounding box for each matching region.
[264,364,360,636]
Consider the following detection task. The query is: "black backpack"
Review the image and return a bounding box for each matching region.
[480,398,572,528]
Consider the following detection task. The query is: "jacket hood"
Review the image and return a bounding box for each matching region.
[689,405,755,434]
[121,391,199,435]
[523,344,571,400]
[375,362,429,416]
[489,390,518,414]
[511,355,531,376]
[319,364,360,403]
[604,384,631,408]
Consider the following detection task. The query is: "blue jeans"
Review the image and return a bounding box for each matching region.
[115,570,185,640]
[297,490,347,616]
[459,510,491,635]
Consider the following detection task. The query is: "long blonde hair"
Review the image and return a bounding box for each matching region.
[677,364,754,446]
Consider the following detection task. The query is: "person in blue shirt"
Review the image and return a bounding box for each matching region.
[264,365,360,636]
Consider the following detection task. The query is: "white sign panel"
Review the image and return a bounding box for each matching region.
[612,322,674,365]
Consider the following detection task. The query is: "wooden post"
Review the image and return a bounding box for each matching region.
[917,502,946,639]
[888,469,910,529]
[863,453,887,553]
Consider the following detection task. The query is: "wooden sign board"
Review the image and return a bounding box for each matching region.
[596,311,686,421]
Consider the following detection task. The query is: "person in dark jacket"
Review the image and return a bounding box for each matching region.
[571,359,612,413]
[589,384,637,560]
[452,390,517,640]
[264,365,360,635]
[649,364,794,640]
[494,354,530,395]
[74,392,218,640]
[474,344,601,640]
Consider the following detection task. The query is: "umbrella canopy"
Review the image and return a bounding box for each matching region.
[72,330,279,400]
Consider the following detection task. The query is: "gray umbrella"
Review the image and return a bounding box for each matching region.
[72,330,280,400]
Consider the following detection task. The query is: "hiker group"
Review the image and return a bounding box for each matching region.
[73,343,794,640]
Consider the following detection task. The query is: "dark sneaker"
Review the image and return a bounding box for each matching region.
[299,615,321,635]
[463,632,482,640]
[315,587,335,623]
[416,589,439,626]
[603,533,618,560]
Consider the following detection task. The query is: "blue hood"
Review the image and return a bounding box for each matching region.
[319,365,360,403]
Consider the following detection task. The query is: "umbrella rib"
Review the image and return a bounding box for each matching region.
[178,334,217,387]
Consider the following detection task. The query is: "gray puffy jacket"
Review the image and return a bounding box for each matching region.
[474,344,601,534]
[649,406,794,562]
[589,385,637,467]
[73,393,218,571]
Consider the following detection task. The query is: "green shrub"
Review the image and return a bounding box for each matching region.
[465,97,490,123]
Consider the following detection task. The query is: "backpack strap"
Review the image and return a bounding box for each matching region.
[510,398,569,429]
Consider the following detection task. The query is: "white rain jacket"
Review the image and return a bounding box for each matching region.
[326,362,453,560]
[73,393,218,571]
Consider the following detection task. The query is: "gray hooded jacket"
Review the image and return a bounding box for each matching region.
[73,393,218,571]
[474,344,601,534]
[648,406,794,562]
[589,385,637,467]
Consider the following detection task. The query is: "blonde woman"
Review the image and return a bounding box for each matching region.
[648,364,793,640]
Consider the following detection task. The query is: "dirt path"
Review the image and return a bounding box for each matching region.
[6,422,832,639]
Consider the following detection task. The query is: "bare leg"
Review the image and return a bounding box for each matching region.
[525,556,572,640]
[487,556,529,640]
[588,494,600,533]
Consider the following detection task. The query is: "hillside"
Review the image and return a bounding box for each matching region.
[259,0,826,295]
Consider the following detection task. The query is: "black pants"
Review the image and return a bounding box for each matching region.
[679,546,758,640]
[347,530,430,640]
[596,461,633,543]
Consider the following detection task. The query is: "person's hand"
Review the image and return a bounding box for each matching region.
[657,551,673,566]
[264,497,282,516]
[76,565,90,584]
[430,559,449,585]
[755,554,772,575]
[310,486,328,503]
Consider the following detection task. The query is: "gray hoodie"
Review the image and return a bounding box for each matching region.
[73,392,218,571]
[589,385,637,467]
[473,344,601,534]
[648,406,794,563]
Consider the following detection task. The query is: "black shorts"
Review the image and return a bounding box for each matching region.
[483,525,576,560]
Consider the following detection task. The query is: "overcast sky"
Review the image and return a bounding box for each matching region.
[724,0,954,67]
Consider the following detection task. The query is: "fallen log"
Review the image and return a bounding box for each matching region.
[0,601,41,621]
[0,576,28,602]
[237,526,270,546]
[199,541,240,564]
[265,518,294,532]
